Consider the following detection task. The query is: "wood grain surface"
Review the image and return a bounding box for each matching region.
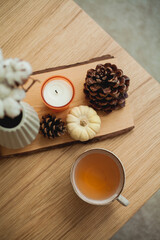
[0,57,134,157]
[0,0,160,240]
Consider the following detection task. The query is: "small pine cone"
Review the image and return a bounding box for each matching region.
[84,63,130,113]
[40,114,66,139]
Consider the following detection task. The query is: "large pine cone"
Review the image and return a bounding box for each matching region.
[40,114,66,139]
[84,63,130,113]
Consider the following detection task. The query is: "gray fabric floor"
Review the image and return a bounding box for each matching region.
[75,0,160,82]
[75,0,160,239]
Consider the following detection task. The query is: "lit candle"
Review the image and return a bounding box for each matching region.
[41,76,75,111]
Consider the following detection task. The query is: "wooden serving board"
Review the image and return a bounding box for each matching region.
[0,56,134,157]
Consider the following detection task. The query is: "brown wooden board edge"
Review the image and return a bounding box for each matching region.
[32,54,114,75]
[0,126,134,159]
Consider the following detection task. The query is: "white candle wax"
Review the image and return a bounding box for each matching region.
[43,79,73,107]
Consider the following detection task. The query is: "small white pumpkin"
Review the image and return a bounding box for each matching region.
[66,105,101,142]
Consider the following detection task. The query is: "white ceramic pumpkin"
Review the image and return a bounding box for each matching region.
[66,105,101,142]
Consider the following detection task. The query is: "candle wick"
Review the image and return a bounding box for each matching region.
[55,90,58,94]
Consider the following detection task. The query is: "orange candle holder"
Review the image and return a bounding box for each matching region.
[41,75,75,112]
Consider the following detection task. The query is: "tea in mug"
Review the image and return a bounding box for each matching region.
[75,153,121,200]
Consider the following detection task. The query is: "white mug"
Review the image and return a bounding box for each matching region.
[70,148,129,206]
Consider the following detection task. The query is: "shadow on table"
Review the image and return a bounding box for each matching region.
[57,182,115,239]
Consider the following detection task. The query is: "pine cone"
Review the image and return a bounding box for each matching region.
[84,63,130,113]
[40,114,66,139]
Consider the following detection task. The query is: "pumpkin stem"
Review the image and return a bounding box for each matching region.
[80,119,87,127]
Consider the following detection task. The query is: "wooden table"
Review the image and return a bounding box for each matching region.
[0,1,160,239]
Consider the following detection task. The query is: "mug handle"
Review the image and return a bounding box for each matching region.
[117,194,129,206]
